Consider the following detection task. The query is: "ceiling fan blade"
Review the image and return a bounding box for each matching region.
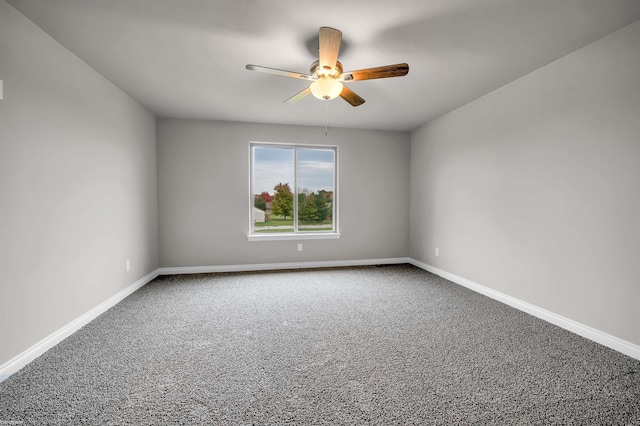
[341,63,409,81]
[246,64,314,81]
[284,87,312,104]
[339,85,365,107]
[318,27,342,72]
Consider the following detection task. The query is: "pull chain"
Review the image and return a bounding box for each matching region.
[325,100,329,137]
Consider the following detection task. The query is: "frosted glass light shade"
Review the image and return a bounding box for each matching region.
[310,78,343,100]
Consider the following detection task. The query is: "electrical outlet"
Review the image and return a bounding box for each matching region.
[125,259,131,272]
[298,243,303,252]
[435,247,440,256]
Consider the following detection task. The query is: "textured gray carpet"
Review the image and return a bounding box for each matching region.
[1,264,639,425]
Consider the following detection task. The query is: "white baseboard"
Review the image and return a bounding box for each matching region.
[408,258,640,361]
[4,257,637,384]
[0,270,159,383]
[0,258,409,382]
[156,257,412,275]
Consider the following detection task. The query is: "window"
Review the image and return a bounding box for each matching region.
[249,143,339,240]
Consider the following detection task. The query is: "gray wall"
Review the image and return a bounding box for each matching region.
[409,21,640,346]
[157,119,410,267]
[0,2,159,365]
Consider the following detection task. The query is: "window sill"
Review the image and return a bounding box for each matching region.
[247,232,341,242]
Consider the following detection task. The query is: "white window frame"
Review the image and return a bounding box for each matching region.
[247,142,340,241]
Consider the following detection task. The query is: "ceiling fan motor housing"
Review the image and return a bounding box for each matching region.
[311,60,343,79]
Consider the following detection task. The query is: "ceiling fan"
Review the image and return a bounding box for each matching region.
[246,27,409,107]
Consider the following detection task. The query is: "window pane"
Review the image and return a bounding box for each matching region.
[252,146,294,233]
[297,148,335,232]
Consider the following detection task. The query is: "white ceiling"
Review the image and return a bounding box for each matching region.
[7,0,640,131]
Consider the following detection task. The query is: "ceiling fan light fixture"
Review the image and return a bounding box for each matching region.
[246,28,408,107]
[310,78,343,100]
